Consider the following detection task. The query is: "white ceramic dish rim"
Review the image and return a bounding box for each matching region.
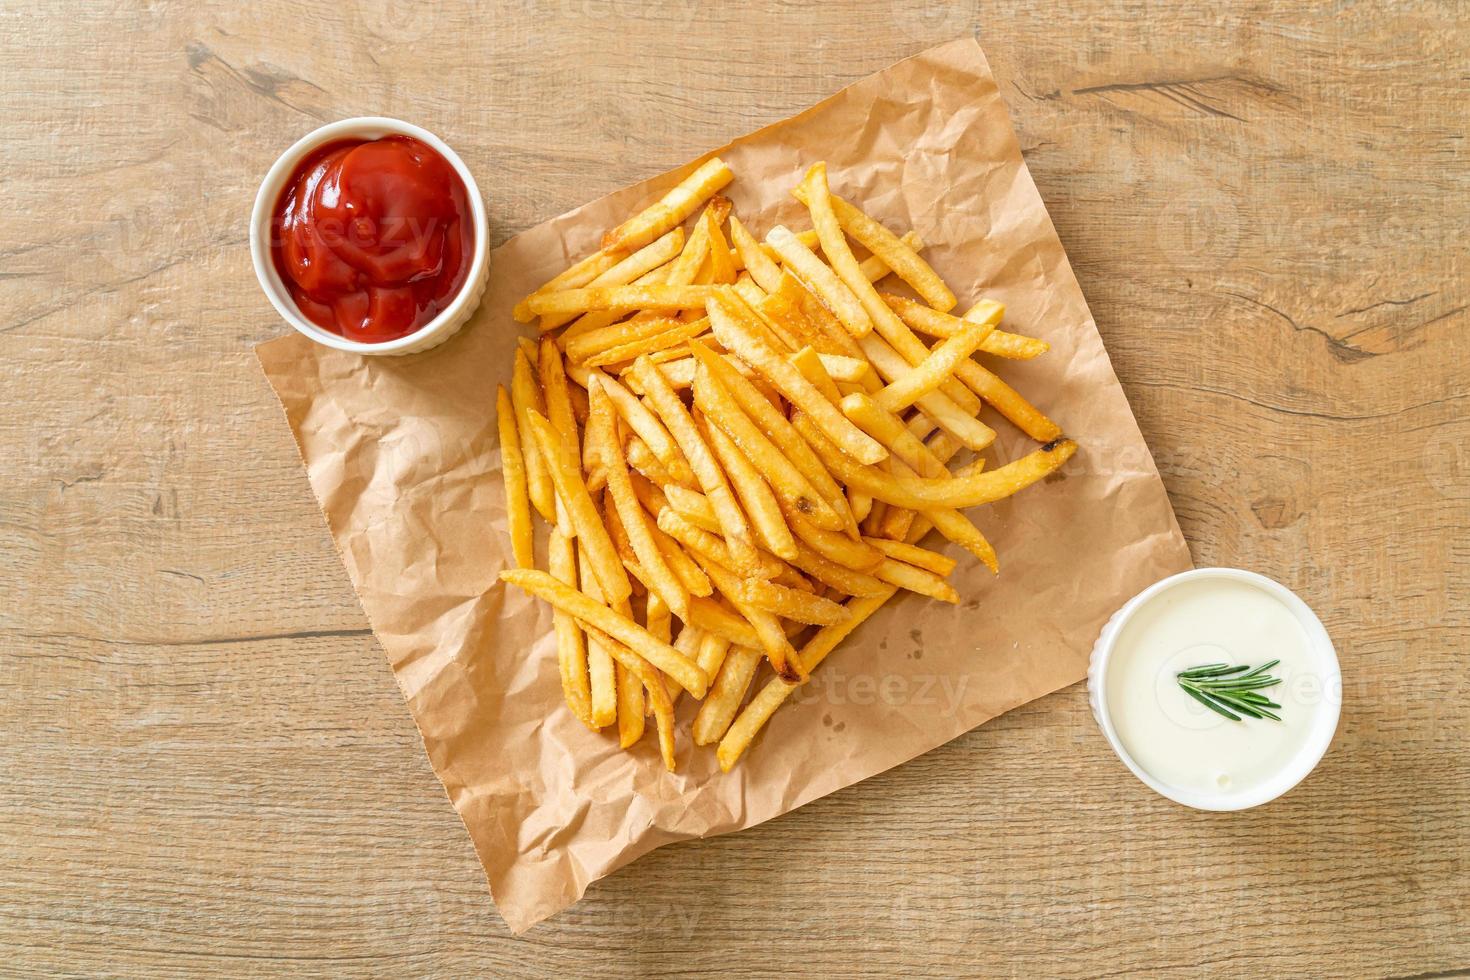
[248,116,489,355]
[1089,566,1341,811]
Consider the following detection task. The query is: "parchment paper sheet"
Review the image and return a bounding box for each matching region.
[257,37,1191,933]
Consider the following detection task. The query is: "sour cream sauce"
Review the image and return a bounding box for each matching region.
[1103,576,1337,800]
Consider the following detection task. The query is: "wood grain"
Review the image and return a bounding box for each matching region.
[1,1,1466,976]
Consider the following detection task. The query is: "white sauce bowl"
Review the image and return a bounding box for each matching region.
[249,116,490,356]
[1088,567,1341,811]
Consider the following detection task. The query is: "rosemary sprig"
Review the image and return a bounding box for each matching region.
[1176,661,1283,722]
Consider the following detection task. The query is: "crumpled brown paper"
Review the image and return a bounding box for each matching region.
[256,37,1191,933]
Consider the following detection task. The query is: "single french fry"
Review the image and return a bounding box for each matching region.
[532,341,580,536]
[585,318,710,369]
[687,340,856,531]
[738,578,851,625]
[792,182,956,311]
[716,587,898,770]
[856,230,925,284]
[664,207,715,291]
[767,224,872,338]
[514,248,626,323]
[527,284,717,317]
[527,410,631,605]
[501,568,708,697]
[591,369,698,486]
[591,379,689,619]
[758,227,821,263]
[539,338,581,466]
[871,317,998,413]
[511,347,557,522]
[794,413,1077,509]
[547,529,594,727]
[539,228,686,331]
[706,289,887,465]
[602,156,734,253]
[865,537,958,576]
[693,645,764,745]
[954,358,1063,443]
[631,355,763,575]
[616,656,646,748]
[699,413,798,561]
[689,349,846,531]
[496,385,534,569]
[728,215,783,293]
[576,543,618,728]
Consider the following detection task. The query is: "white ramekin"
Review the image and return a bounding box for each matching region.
[249,116,490,356]
[1087,567,1341,811]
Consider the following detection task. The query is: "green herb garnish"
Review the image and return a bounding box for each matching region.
[1176,661,1283,721]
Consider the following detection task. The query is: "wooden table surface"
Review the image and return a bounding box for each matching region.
[3,2,1466,976]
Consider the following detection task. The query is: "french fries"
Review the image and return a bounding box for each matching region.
[495,159,1075,770]
[792,180,956,311]
[871,317,998,413]
[538,229,686,331]
[632,355,763,576]
[591,379,689,619]
[706,289,888,465]
[502,568,708,697]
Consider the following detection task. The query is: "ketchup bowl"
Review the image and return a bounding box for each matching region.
[250,117,489,356]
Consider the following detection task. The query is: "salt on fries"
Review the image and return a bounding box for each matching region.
[497,159,1075,771]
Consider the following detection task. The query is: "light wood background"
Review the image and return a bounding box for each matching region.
[2,2,1466,977]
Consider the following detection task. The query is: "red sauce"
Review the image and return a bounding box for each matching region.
[271,135,473,343]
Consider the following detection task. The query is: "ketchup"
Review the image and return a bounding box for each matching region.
[271,136,473,343]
